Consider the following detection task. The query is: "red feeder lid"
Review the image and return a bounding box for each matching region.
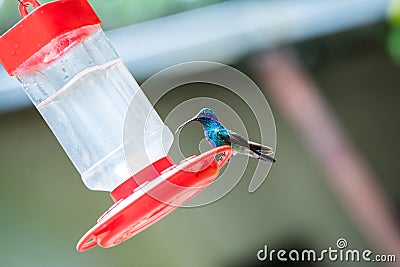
[77,146,232,252]
[0,0,101,75]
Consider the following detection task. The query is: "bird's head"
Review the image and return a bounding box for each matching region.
[175,108,218,133]
[196,108,218,120]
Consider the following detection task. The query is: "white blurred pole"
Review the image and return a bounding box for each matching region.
[0,0,390,112]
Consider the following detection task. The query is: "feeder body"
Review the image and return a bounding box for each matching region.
[15,29,173,191]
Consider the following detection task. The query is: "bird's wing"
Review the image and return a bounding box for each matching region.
[228,130,274,155]
[227,130,249,148]
[224,131,246,156]
[248,141,274,155]
[228,130,276,162]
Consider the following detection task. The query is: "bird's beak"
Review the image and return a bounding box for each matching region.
[175,117,198,134]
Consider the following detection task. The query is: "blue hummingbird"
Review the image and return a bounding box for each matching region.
[176,108,276,163]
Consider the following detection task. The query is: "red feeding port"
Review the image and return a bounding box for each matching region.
[77,145,232,252]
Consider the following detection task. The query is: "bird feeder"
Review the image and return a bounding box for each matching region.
[0,0,232,251]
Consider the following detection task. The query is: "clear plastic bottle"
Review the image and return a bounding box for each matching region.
[0,0,173,191]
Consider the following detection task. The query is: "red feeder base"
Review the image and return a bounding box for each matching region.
[77,145,232,251]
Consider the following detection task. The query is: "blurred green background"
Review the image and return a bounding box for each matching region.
[0,0,399,266]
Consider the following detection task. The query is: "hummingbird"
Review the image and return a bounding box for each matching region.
[176,108,276,163]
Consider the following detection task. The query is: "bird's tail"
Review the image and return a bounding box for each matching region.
[256,152,276,163]
[248,141,276,163]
